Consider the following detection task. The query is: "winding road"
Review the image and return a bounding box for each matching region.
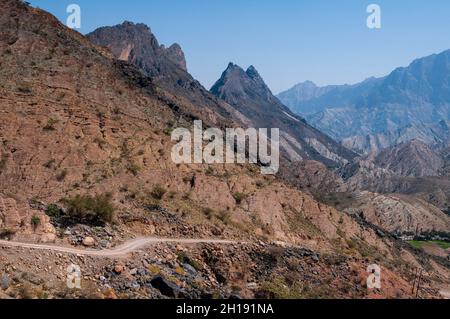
[0,237,239,258]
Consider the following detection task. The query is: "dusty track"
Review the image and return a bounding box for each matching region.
[0,237,238,258]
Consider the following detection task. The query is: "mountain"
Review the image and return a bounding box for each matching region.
[87,21,239,129]
[344,191,450,235]
[4,0,447,299]
[374,140,444,177]
[341,120,450,155]
[210,63,356,168]
[278,50,450,153]
[277,78,380,116]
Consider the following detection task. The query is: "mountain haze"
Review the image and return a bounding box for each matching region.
[278,50,450,153]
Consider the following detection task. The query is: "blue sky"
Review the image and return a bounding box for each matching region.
[30,0,450,93]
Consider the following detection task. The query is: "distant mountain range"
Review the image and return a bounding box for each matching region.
[278,50,450,154]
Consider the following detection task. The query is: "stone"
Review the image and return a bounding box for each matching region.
[183,263,197,276]
[99,240,109,248]
[114,265,124,274]
[1,275,10,290]
[82,237,95,247]
[150,276,180,298]
[129,268,137,276]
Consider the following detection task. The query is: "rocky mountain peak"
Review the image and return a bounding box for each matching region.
[210,63,356,167]
[87,21,187,74]
[211,63,273,102]
[164,43,187,71]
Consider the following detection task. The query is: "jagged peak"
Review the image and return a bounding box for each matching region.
[245,65,258,76]
[119,21,151,32]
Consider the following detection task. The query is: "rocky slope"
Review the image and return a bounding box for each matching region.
[343,192,450,235]
[374,140,444,177]
[278,51,450,154]
[0,0,448,299]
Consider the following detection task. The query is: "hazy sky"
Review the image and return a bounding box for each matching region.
[30,0,450,93]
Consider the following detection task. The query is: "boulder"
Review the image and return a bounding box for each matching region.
[114,265,124,274]
[0,275,10,290]
[150,276,180,298]
[82,237,95,247]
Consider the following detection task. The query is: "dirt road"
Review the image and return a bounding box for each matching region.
[0,237,238,258]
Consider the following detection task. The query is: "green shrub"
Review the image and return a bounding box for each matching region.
[45,204,61,218]
[62,193,115,225]
[31,215,40,231]
[151,185,166,200]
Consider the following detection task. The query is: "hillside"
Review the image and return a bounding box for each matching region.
[374,140,444,177]
[0,0,448,299]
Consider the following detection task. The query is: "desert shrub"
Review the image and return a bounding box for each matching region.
[151,185,166,200]
[232,192,246,205]
[205,166,214,176]
[43,118,59,131]
[126,162,141,176]
[0,229,16,240]
[17,85,32,94]
[45,204,61,218]
[56,169,67,181]
[43,159,56,169]
[259,278,303,299]
[61,193,115,225]
[31,215,40,231]
[202,207,214,219]
[177,251,203,271]
[217,211,231,225]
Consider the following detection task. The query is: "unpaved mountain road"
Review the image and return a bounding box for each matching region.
[0,237,240,258]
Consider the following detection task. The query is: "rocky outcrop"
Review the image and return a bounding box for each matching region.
[0,196,22,230]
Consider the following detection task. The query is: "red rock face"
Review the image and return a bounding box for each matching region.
[0,196,22,230]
